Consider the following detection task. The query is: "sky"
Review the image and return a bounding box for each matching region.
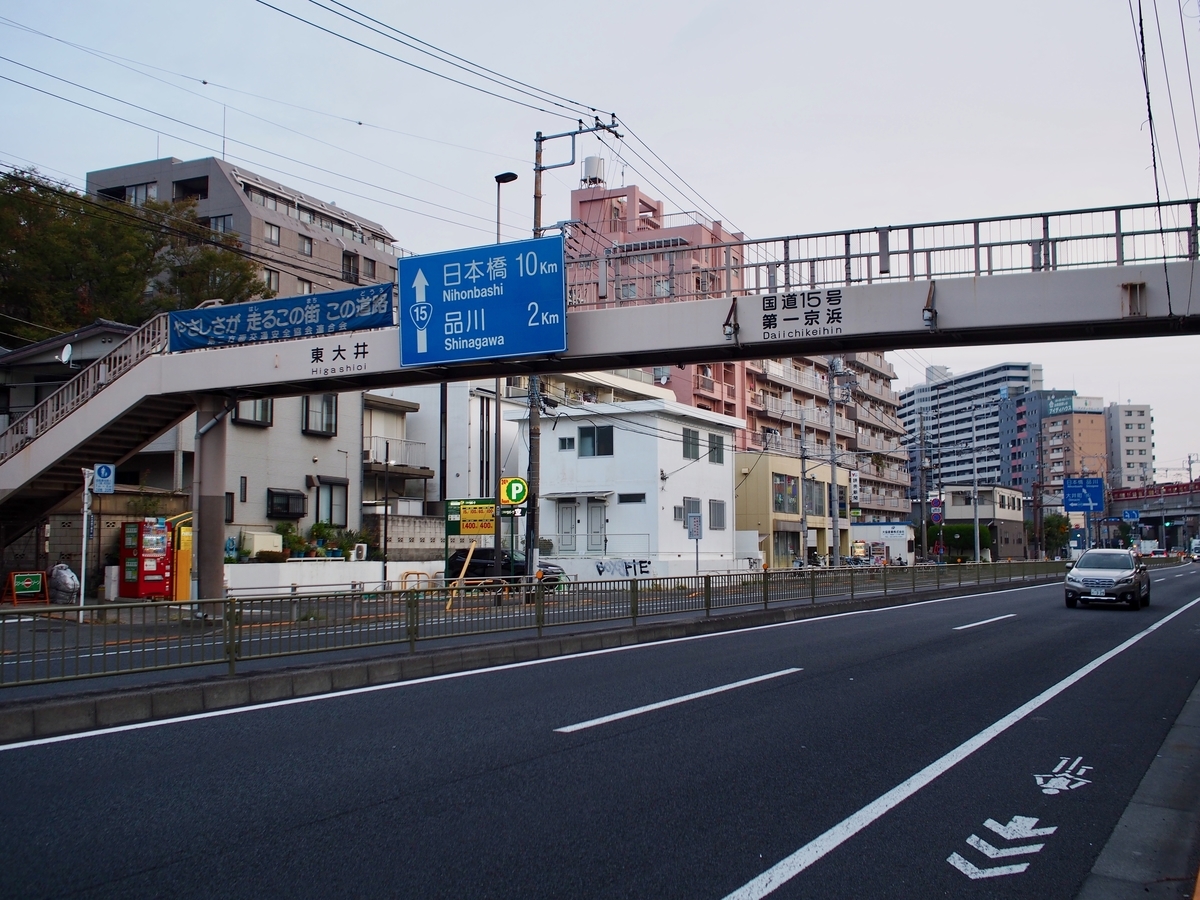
[0,0,1197,477]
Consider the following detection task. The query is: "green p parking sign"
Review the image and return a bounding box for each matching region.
[499,477,528,505]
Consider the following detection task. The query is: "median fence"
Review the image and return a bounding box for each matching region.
[0,560,1109,687]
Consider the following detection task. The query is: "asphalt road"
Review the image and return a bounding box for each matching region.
[2,566,1199,899]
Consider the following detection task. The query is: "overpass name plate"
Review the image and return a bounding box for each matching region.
[398,235,566,367]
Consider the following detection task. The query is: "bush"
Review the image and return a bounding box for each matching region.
[255,550,289,564]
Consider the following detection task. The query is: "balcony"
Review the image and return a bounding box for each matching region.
[362,436,433,477]
[760,360,826,395]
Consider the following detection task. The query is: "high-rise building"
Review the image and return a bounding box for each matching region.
[1040,396,1107,511]
[997,389,1076,490]
[1104,403,1155,488]
[900,362,1043,497]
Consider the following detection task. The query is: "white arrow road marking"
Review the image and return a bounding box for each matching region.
[945,854,1032,878]
[953,614,1016,631]
[554,668,802,733]
[947,852,1030,879]
[966,834,1045,858]
[985,816,1057,840]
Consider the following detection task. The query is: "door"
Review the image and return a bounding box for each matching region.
[557,501,577,552]
[587,501,607,553]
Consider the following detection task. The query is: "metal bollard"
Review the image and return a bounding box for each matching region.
[763,568,770,610]
[223,599,239,675]
[704,574,712,616]
[630,577,639,626]
[535,579,545,638]
[406,590,418,652]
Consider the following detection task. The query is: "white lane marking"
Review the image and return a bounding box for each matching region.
[554,669,801,734]
[1154,578,1166,583]
[984,815,1056,839]
[720,596,1200,900]
[947,853,1028,879]
[1175,574,1184,578]
[953,614,1016,631]
[0,581,1058,753]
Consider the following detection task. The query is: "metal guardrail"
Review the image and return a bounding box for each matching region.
[0,560,1084,687]
[565,198,1200,309]
[0,313,170,462]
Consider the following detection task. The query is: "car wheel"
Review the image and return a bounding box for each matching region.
[1143,586,1151,607]
[1065,595,1077,608]
[1128,593,1141,610]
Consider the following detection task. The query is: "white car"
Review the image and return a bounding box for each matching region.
[1064,549,1150,609]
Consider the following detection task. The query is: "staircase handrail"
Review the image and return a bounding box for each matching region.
[0,314,171,462]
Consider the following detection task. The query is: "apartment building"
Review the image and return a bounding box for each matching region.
[86,156,405,297]
[1105,403,1155,488]
[1040,396,1107,512]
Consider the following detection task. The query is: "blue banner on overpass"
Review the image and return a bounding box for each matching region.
[168,283,394,351]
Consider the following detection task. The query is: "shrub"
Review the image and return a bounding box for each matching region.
[255,550,289,564]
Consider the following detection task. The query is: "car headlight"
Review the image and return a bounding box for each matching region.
[1066,573,1082,584]
[1115,574,1134,585]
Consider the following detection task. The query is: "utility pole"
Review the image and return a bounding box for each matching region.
[527,117,620,575]
[800,408,809,566]
[918,412,928,561]
[971,408,981,563]
[827,357,842,567]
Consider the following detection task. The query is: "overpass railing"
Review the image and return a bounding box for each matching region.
[0,314,170,462]
[0,560,1077,686]
[564,198,1200,309]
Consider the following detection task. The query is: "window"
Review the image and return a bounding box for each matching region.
[683,496,701,528]
[264,223,280,246]
[173,176,208,201]
[708,433,725,464]
[1137,410,1145,416]
[262,268,280,292]
[1138,436,1146,443]
[1137,423,1146,430]
[342,252,360,283]
[709,499,726,530]
[299,234,313,256]
[224,492,234,524]
[208,214,234,234]
[618,493,646,503]
[683,428,700,459]
[316,477,348,527]
[653,278,671,297]
[124,182,157,205]
[302,394,337,436]
[266,488,306,519]
[558,436,575,451]
[803,478,826,516]
[296,278,312,295]
[239,476,247,503]
[773,473,799,514]
[363,258,376,280]
[232,398,273,427]
[578,425,613,457]
[1125,423,1133,430]
[620,282,637,300]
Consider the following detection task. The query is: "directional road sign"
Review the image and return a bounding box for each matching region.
[93,464,115,494]
[1062,477,1105,513]
[398,235,567,367]
[1122,509,1141,522]
[499,477,528,505]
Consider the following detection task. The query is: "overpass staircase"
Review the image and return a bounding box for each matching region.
[0,315,196,542]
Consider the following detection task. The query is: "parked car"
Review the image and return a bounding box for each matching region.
[1063,549,1150,609]
[444,548,565,588]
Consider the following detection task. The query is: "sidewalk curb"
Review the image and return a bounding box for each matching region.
[0,577,1058,746]
[1076,677,1200,898]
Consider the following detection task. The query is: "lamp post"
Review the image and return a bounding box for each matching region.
[493,173,517,578]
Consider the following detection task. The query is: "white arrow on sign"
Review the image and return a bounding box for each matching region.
[412,268,428,302]
[984,816,1057,840]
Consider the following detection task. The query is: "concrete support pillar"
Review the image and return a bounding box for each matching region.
[194,396,228,602]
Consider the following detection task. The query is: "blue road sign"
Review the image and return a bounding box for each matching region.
[398,235,567,367]
[93,464,115,494]
[1063,477,1105,512]
[929,498,943,524]
[1122,509,1141,521]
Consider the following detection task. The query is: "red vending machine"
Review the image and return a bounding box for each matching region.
[119,518,172,600]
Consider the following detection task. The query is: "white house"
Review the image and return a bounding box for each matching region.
[532,399,748,578]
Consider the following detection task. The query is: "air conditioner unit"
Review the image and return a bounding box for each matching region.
[352,543,369,561]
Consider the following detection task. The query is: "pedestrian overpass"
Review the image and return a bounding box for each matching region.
[1,198,1198,595]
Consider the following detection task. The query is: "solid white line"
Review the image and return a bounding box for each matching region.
[721,596,1200,900]
[0,581,1057,753]
[554,669,802,734]
[1155,578,1167,583]
[953,614,1016,631]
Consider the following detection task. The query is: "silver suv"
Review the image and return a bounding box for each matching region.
[1064,549,1150,609]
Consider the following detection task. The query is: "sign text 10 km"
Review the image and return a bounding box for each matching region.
[398,234,567,366]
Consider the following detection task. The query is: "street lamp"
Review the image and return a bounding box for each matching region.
[492,172,517,578]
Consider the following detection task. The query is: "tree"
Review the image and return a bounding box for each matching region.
[0,170,274,342]
[1043,513,1071,558]
[925,521,992,561]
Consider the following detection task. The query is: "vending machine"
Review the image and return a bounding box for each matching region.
[119,518,172,600]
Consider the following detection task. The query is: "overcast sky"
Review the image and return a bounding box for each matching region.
[1,0,1197,476]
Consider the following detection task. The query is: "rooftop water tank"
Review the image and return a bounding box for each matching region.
[582,156,606,187]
